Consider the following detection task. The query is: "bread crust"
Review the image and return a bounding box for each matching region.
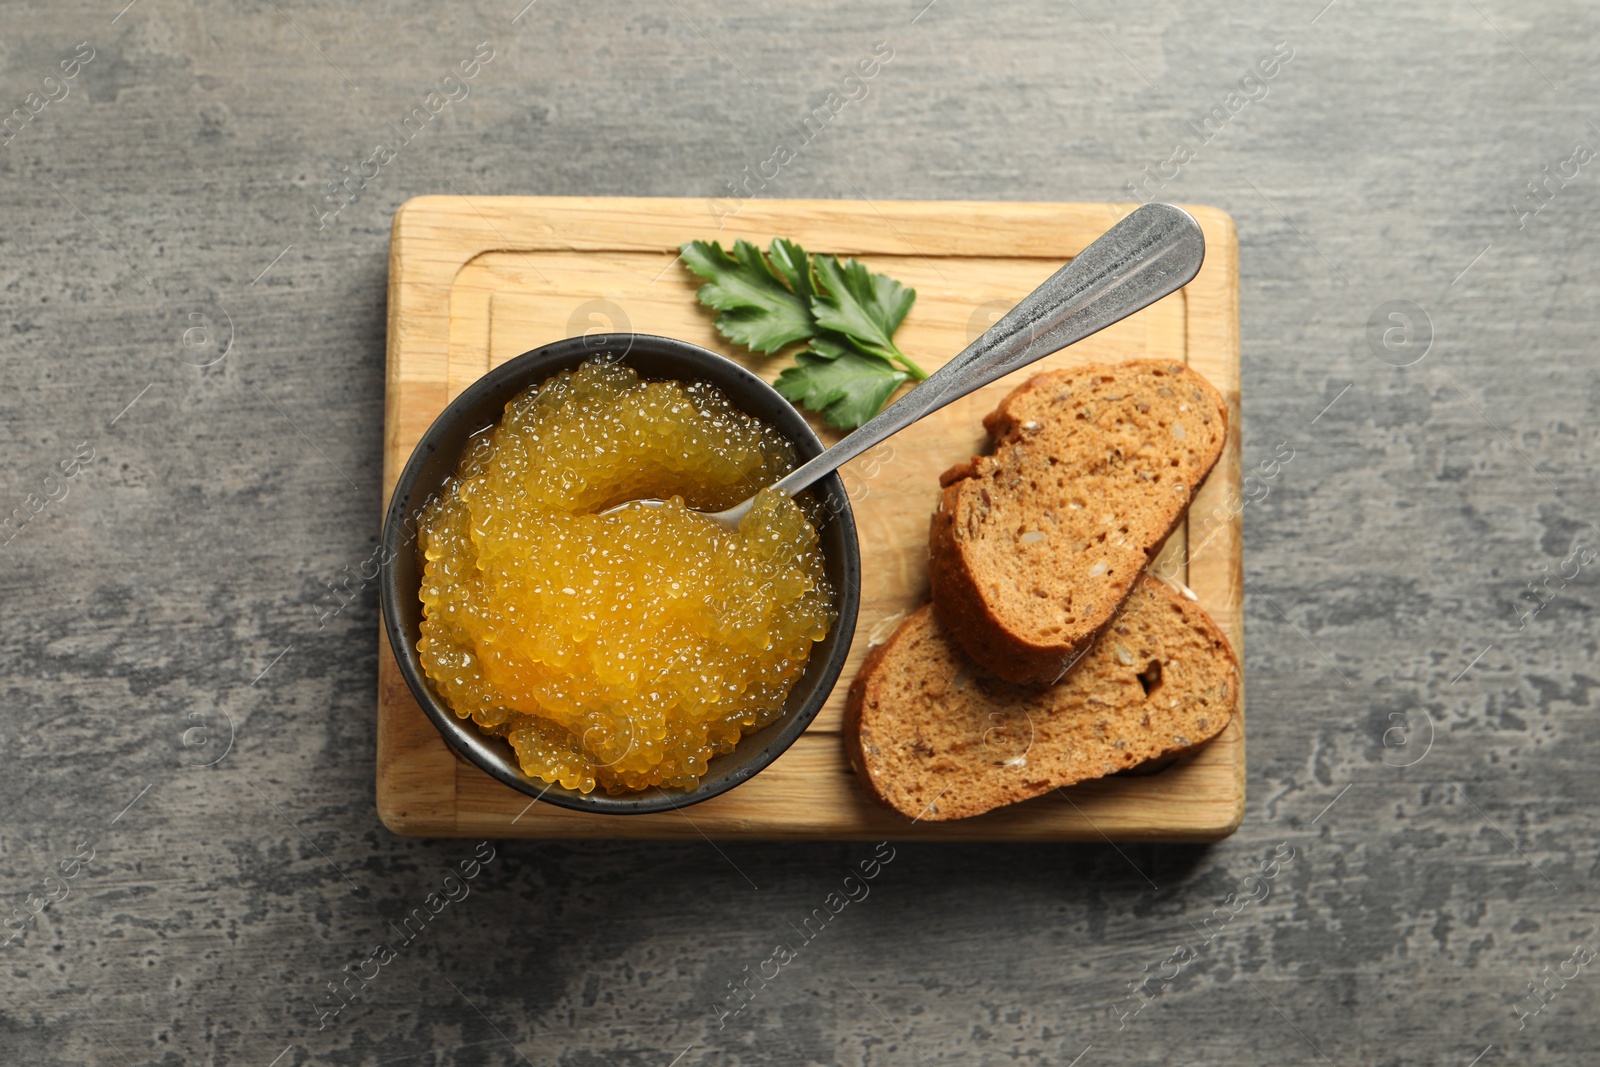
[928,361,1227,685]
[843,625,896,787]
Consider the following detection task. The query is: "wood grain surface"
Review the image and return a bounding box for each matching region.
[378,196,1243,839]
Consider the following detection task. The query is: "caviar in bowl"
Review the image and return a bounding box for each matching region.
[379,334,861,815]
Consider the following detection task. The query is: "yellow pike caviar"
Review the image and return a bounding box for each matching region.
[415,359,835,794]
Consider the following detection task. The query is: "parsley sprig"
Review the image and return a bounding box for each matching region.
[681,238,925,429]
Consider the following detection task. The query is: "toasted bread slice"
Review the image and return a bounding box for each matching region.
[845,575,1237,822]
[929,361,1227,684]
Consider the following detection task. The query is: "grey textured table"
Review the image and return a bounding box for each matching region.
[3,1,1595,1064]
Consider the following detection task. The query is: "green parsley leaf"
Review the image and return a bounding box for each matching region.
[765,238,815,301]
[775,348,909,430]
[808,255,925,378]
[680,237,923,428]
[803,333,858,360]
[680,239,815,354]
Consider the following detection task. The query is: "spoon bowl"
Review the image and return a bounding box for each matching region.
[598,493,754,530]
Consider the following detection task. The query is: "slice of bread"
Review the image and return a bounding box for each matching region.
[845,575,1238,822]
[929,361,1227,685]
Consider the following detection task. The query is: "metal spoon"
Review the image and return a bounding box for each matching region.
[607,202,1206,530]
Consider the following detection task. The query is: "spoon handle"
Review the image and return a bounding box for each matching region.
[770,202,1206,502]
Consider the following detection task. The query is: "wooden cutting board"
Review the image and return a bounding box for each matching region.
[378,196,1243,840]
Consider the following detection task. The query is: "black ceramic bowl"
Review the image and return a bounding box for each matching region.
[379,334,861,815]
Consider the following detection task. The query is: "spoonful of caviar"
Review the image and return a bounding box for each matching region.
[607,203,1206,530]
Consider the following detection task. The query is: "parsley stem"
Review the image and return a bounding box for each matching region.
[888,345,928,381]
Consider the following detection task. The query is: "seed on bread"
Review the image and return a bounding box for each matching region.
[928,360,1227,685]
[844,575,1238,822]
